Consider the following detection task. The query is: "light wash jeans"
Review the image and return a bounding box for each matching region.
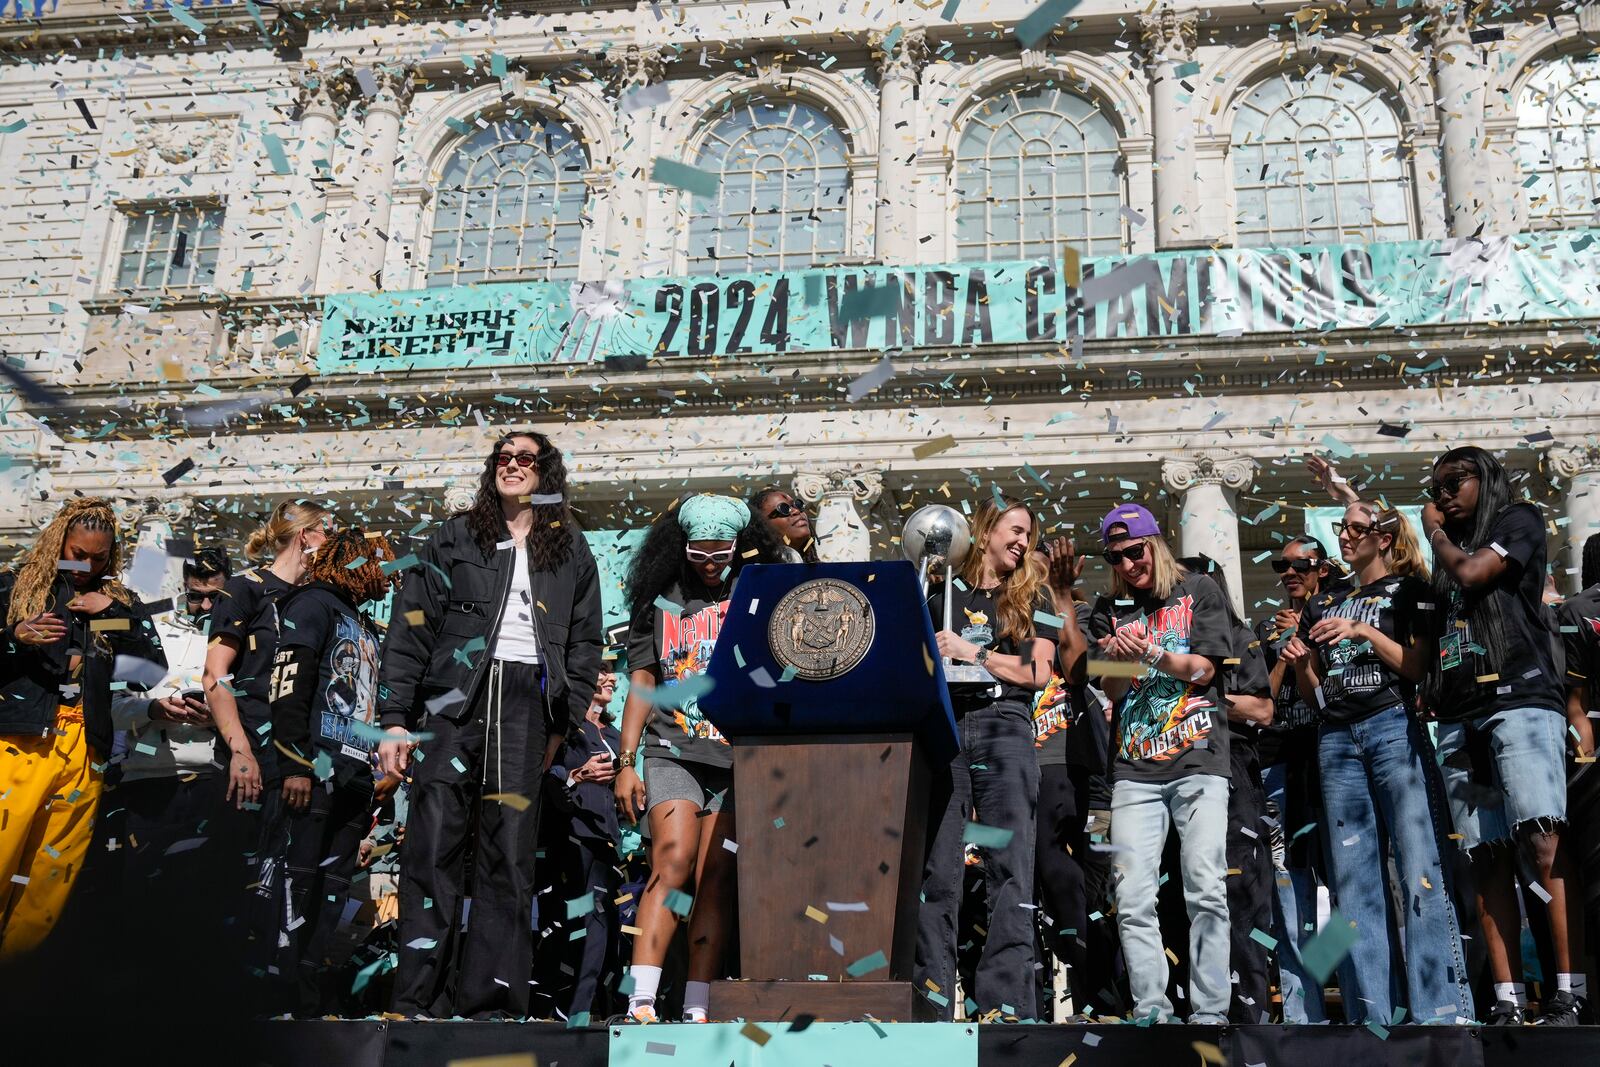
[1319,704,1471,1024]
[1110,773,1230,1022]
[1263,759,1326,1023]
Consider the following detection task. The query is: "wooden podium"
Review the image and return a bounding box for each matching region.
[696,562,957,1022]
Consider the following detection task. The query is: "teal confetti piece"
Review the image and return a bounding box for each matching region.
[653,594,683,616]
[940,0,961,17]
[344,556,369,570]
[964,821,1014,849]
[350,951,396,995]
[733,644,745,667]
[1320,433,1355,458]
[1174,60,1201,78]
[381,553,418,575]
[1301,908,1360,984]
[1248,928,1278,950]
[1034,610,1065,628]
[566,894,595,919]
[489,53,508,78]
[645,673,714,709]
[650,157,719,198]
[773,817,785,829]
[1015,0,1082,48]
[312,751,334,781]
[261,132,291,175]
[165,1,207,35]
[839,282,900,323]
[846,949,888,977]
[664,888,694,917]
[777,664,798,683]
[450,756,468,775]
[0,119,28,134]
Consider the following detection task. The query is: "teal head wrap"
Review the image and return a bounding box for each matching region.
[677,495,751,542]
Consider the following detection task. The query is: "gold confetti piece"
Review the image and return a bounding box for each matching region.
[1191,1041,1225,1064]
[1088,659,1147,678]
[1165,947,1180,965]
[912,434,957,460]
[90,618,130,631]
[484,793,531,811]
[620,925,643,936]
[404,610,426,625]
[614,892,635,905]
[448,1056,537,1067]
[1421,875,1433,889]
[1059,1055,1077,1067]
[805,905,829,924]
[1062,245,1081,287]
[1476,673,1500,683]
[740,1022,771,1046]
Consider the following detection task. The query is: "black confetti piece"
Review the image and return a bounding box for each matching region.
[162,458,196,486]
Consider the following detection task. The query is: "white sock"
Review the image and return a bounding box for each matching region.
[1558,973,1588,999]
[684,980,710,1021]
[628,965,662,1013]
[1493,981,1527,1006]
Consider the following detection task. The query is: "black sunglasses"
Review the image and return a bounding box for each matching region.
[185,589,219,603]
[1428,473,1477,502]
[1102,542,1147,565]
[494,451,539,469]
[1271,558,1318,574]
[767,502,803,519]
[1332,521,1377,539]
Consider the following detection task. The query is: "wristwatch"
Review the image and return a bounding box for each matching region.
[618,750,638,768]
[974,647,992,668]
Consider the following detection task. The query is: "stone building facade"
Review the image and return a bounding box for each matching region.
[1,0,1598,616]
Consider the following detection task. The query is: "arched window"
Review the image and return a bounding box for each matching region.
[688,99,850,273]
[954,85,1125,260]
[1517,55,1600,230]
[1231,69,1412,247]
[428,117,589,284]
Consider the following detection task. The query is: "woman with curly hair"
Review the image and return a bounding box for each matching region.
[0,498,165,955]
[613,495,785,1022]
[916,497,1058,1021]
[270,528,394,1016]
[378,430,602,1020]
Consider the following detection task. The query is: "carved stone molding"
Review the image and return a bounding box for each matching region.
[1421,0,1474,47]
[443,483,478,514]
[1138,6,1199,65]
[1160,453,1256,494]
[793,469,885,509]
[1547,445,1600,481]
[870,27,929,83]
[294,64,354,121]
[609,43,668,93]
[132,117,235,174]
[352,62,417,118]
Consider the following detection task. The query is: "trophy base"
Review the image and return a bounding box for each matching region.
[943,662,997,685]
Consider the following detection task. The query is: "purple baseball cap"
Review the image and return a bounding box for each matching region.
[1100,503,1161,544]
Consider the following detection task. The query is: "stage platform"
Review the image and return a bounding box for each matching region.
[192,1019,1600,1067]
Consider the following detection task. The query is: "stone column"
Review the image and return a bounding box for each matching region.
[1427,0,1495,237]
[872,29,927,265]
[282,67,347,297]
[1548,446,1600,591]
[793,470,885,563]
[1160,453,1256,615]
[606,46,667,278]
[347,63,415,291]
[1139,6,1201,249]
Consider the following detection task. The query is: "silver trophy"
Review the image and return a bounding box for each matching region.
[902,504,996,685]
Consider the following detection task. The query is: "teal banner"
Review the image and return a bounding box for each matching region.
[318,231,1600,373]
[608,1020,979,1067]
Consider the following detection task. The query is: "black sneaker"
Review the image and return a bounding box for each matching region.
[1531,989,1587,1026]
[1484,1000,1525,1025]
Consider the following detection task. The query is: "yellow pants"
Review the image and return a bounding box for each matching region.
[0,707,103,957]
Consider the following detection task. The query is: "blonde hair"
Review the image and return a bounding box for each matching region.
[1351,502,1430,581]
[1109,533,1185,601]
[8,497,131,625]
[244,500,332,562]
[958,498,1046,644]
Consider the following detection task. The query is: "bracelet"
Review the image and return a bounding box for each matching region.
[618,750,637,768]
[1429,528,1449,548]
[1141,643,1164,668]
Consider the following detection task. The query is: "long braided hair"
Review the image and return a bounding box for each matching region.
[7,498,132,625]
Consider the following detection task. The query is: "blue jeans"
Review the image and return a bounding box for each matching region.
[915,699,1039,1020]
[1319,704,1471,1024]
[1435,707,1569,851]
[1263,760,1325,1023]
[1110,773,1230,1022]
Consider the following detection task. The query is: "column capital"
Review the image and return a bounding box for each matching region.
[606,43,669,95]
[870,27,929,84]
[1161,453,1256,494]
[293,64,353,122]
[1420,0,1475,46]
[354,62,417,119]
[443,482,478,514]
[793,469,885,509]
[1139,5,1198,64]
[1547,444,1600,481]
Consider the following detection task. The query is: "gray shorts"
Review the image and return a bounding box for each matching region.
[645,756,733,814]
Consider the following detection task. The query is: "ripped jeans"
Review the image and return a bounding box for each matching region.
[1435,707,1568,853]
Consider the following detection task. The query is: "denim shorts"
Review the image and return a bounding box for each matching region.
[644,755,732,814]
[1435,706,1568,851]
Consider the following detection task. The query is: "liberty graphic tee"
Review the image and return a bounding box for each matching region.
[626,581,732,768]
[1090,572,1233,783]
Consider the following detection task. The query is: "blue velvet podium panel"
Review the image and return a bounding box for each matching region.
[698,561,959,764]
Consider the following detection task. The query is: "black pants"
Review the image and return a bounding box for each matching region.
[395,660,550,1019]
[559,835,622,1019]
[1035,761,1127,1018]
[280,773,376,1016]
[1225,743,1275,1023]
[240,783,293,1009]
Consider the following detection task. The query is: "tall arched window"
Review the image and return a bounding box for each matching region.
[1231,69,1412,247]
[955,85,1125,260]
[688,99,849,273]
[428,117,589,284]
[1517,55,1600,230]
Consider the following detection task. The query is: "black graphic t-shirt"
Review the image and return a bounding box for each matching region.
[626,580,732,769]
[271,585,381,781]
[210,566,293,783]
[1090,572,1232,783]
[926,580,1060,712]
[1255,613,1323,767]
[1298,575,1425,727]
[1434,502,1564,722]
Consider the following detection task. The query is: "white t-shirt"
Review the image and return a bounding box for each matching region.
[494,540,542,664]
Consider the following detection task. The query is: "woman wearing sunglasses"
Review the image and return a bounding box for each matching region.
[377,430,603,1020]
[1078,504,1233,1024]
[1419,446,1585,1025]
[1278,503,1470,1024]
[749,487,818,563]
[613,495,785,1022]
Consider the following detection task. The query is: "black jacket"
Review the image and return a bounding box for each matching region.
[0,571,165,758]
[545,716,622,844]
[377,514,603,733]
